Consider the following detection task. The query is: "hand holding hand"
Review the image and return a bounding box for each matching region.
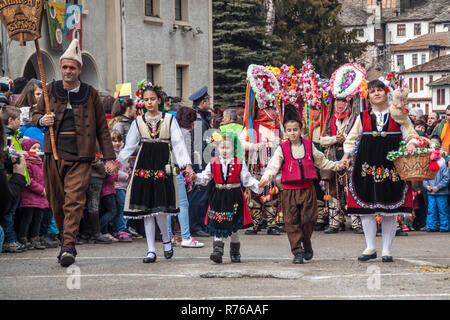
[336,134,345,143]
[185,165,197,181]
[338,160,347,170]
[432,186,439,192]
[426,186,432,192]
[105,160,119,175]
[258,179,270,188]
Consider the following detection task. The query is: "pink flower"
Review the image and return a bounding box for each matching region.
[157,171,165,178]
[139,170,145,177]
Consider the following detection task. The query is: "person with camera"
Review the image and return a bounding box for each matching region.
[0,124,27,254]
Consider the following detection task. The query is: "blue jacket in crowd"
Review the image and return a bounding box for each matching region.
[423,164,449,196]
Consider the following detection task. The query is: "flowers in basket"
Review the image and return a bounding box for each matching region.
[387,138,448,172]
[299,60,324,110]
[247,64,280,108]
[267,64,302,109]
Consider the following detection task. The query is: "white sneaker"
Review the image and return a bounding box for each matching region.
[181,237,204,248]
[103,233,119,242]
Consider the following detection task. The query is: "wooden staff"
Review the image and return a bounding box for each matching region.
[35,40,58,160]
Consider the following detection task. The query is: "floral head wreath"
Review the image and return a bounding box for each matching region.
[330,63,366,102]
[207,131,239,158]
[299,60,325,110]
[267,64,301,109]
[247,64,280,109]
[378,73,402,94]
[135,79,165,112]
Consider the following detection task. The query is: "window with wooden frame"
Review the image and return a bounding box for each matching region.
[175,0,189,22]
[144,0,160,18]
[412,54,418,66]
[397,55,404,67]
[420,78,424,91]
[414,78,418,93]
[414,23,421,36]
[176,64,190,101]
[428,23,435,34]
[409,78,413,90]
[421,54,426,65]
[146,63,161,85]
[397,24,406,37]
[437,89,446,105]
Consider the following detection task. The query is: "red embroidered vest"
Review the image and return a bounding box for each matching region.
[361,110,401,133]
[281,139,317,189]
[211,157,242,184]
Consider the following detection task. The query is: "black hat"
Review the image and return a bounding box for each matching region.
[283,104,302,127]
[12,77,28,94]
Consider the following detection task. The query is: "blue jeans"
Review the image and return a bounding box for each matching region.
[427,194,450,231]
[168,174,191,240]
[113,189,127,233]
[100,194,118,234]
[0,201,19,243]
[0,225,4,254]
[188,183,209,233]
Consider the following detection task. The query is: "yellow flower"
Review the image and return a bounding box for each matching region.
[212,132,222,142]
[289,65,295,73]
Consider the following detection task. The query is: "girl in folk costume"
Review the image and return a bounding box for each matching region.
[239,64,283,236]
[260,105,346,264]
[117,81,195,263]
[341,79,418,262]
[195,132,261,264]
[318,63,365,234]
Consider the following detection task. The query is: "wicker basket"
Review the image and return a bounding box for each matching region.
[393,152,437,181]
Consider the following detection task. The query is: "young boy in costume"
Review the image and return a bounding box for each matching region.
[259,105,346,264]
[195,132,261,263]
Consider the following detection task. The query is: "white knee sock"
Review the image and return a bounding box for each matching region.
[155,214,171,251]
[214,236,223,242]
[230,231,239,243]
[381,215,397,256]
[144,216,156,257]
[360,215,377,254]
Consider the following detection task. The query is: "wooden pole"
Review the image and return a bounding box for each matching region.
[34,39,58,160]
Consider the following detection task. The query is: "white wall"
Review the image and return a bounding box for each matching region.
[392,50,429,72]
[386,21,433,45]
[432,86,450,111]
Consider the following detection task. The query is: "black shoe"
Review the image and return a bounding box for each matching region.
[143,252,156,263]
[230,242,241,263]
[277,224,286,233]
[314,223,326,231]
[245,229,258,235]
[192,230,210,237]
[210,241,224,264]
[382,255,393,262]
[59,248,76,267]
[303,242,313,261]
[163,241,174,259]
[40,235,59,248]
[395,230,408,236]
[358,252,377,262]
[293,252,304,264]
[324,227,339,234]
[267,227,281,235]
[339,223,346,231]
[353,227,364,234]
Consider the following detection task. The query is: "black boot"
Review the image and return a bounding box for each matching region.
[230,242,241,263]
[303,242,313,261]
[293,252,304,264]
[314,223,326,231]
[210,241,224,264]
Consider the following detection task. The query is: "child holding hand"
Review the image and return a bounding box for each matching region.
[259,105,346,264]
[195,132,261,264]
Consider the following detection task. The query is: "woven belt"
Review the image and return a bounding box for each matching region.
[363,131,401,137]
[216,183,240,189]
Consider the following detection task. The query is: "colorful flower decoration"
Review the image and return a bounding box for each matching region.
[247,64,280,109]
[268,64,301,109]
[359,79,368,99]
[135,79,165,112]
[330,63,366,101]
[299,60,324,110]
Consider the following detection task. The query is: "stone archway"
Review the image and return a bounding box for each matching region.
[22,51,57,82]
[80,52,101,89]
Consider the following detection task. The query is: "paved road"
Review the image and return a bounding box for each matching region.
[1,229,449,301]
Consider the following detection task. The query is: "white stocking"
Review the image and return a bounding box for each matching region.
[230,231,240,243]
[144,216,156,257]
[381,215,397,255]
[155,214,171,251]
[360,215,377,254]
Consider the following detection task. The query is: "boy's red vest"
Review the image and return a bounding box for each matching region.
[281,139,317,190]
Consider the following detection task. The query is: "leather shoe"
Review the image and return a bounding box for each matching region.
[293,252,304,264]
[267,227,281,235]
[324,227,339,234]
[245,229,258,235]
[357,252,377,262]
[303,242,313,261]
[382,255,393,262]
[143,252,156,263]
[192,230,210,237]
[163,241,174,259]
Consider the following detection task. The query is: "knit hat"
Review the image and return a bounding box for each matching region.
[283,104,302,127]
[22,138,41,151]
[409,107,424,119]
[60,39,83,67]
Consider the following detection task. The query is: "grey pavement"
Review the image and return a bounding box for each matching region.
[0,229,449,300]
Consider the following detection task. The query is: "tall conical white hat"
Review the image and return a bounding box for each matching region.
[60,39,83,67]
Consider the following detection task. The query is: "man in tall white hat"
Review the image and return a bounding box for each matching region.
[33,39,117,267]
